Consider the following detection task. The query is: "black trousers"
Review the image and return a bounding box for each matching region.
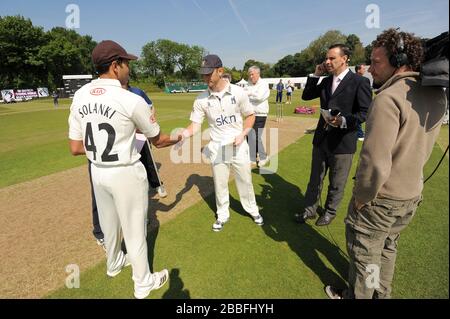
[303,140,353,216]
[90,142,162,239]
[276,92,283,103]
[139,141,162,188]
[88,161,103,240]
[248,116,267,162]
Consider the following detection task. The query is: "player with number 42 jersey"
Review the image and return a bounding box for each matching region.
[69,79,160,165]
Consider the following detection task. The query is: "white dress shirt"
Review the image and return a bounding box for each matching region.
[331,68,350,95]
[331,68,350,128]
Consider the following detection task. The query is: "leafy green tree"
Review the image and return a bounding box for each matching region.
[223,67,244,83]
[304,30,348,67]
[292,52,310,76]
[230,67,243,83]
[141,39,205,81]
[175,44,205,80]
[141,41,161,77]
[0,15,47,88]
[157,39,178,76]
[351,43,366,66]
[345,34,365,65]
[0,17,96,89]
[365,44,373,65]
[129,60,146,80]
[38,27,96,88]
[141,39,178,76]
[273,30,348,76]
[273,55,296,76]
[345,34,361,52]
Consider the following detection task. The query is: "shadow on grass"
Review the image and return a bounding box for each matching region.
[231,170,349,289]
[147,165,348,291]
[146,173,214,272]
[162,268,191,299]
[145,174,211,298]
[149,173,215,214]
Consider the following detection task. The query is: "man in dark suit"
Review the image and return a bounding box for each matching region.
[296,44,372,226]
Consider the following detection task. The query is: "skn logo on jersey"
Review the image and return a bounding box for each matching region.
[215,114,237,127]
[90,88,106,96]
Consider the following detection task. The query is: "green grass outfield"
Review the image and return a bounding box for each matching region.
[47,134,448,299]
[1,90,448,298]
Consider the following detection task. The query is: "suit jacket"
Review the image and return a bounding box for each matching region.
[302,71,372,154]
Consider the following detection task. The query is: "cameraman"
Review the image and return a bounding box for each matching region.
[325,29,447,299]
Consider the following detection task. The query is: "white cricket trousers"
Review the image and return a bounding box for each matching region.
[91,161,154,296]
[211,141,260,222]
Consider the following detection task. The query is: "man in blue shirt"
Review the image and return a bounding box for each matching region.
[275,79,284,104]
[276,79,284,122]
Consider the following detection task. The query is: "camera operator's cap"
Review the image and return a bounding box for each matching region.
[92,40,138,66]
[199,54,223,74]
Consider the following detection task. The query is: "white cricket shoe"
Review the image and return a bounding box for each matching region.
[134,269,169,299]
[258,158,269,167]
[253,215,264,226]
[212,219,228,232]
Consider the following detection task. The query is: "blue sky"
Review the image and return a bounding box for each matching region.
[1,0,448,68]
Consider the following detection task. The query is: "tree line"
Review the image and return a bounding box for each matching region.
[241,30,370,80]
[0,16,96,90]
[1,15,372,90]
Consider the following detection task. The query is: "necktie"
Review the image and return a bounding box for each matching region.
[332,77,341,94]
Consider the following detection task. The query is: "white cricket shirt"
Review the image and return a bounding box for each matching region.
[68,78,160,166]
[190,83,254,144]
[245,78,270,117]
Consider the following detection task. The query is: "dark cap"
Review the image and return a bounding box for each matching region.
[199,54,223,74]
[92,40,138,66]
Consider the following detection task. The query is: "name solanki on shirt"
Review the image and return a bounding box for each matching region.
[78,103,117,120]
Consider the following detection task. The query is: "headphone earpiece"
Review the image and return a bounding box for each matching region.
[389,35,409,68]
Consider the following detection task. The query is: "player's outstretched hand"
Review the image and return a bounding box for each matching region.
[151,133,182,149]
[174,129,190,150]
[174,138,184,150]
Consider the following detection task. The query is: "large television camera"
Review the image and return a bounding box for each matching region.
[421,31,449,88]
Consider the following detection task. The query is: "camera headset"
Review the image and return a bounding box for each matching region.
[389,32,409,68]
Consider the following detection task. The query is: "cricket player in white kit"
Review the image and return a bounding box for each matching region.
[68,41,180,299]
[179,54,263,232]
[246,65,271,167]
